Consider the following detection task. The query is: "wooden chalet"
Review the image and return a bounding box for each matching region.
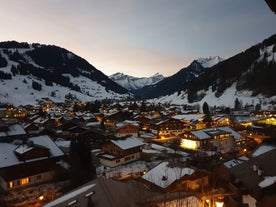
[149,117,184,138]
[98,136,145,167]
[141,161,210,193]
[0,135,65,191]
[115,121,139,138]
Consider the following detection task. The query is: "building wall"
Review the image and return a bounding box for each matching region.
[3,170,55,191]
[116,125,139,137]
[99,152,141,167]
[213,137,235,153]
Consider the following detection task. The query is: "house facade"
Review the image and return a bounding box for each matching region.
[98,136,144,167]
[0,135,64,191]
[150,117,184,138]
[115,121,140,138]
[180,126,241,153]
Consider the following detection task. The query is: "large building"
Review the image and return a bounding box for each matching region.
[180,126,242,153]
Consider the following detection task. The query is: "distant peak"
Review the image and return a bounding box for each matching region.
[196,56,224,68]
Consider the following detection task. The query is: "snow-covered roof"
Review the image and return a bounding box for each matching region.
[110,136,144,150]
[14,144,34,154]
[0,135,64,168]
[259,176,276,188]
[173,114,204,121]
[43,184,96,207]
[190,126,242,140]
[191,130,211,140]
[251,144,276,157]
[0,124,26,138]
[219,126,242,140]
[142,161,195,189]
[223,156,249,168]
[116,120,140,128]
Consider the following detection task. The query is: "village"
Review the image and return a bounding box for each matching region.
[0,99,276,207]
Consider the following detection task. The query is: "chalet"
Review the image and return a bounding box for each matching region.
[212,115,231,127]
[98,136,145,167]
[216,145,276,207]
[104,111,133,128]
[0,135,65,191]
[141,161,209,193]
[172,114,206,130]
[180,126,242,153]
[149,117,184,138]
[115,120,139,138]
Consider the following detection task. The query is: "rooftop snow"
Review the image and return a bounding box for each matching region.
[173,114,204,121]
[43,184,96,207]
[259,176,276,188]
[142,161,194,189]
[14,145,34,154]
[110,136,144,150]
[252,145,276,157]
[223,156,249,168]
[0,135,64,168]
[190,126,242,140]
[0,124,26,138]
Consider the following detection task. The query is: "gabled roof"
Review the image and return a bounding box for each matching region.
[110,136,144,150]
[116,120,140,128]
[229,148,276,190]
[0,135,64,169]
[0,124,26,138]
[142,161,195,189]
[172,114,205,121]
[190,126,242,140]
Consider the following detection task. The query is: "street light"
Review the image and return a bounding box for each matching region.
[38,195,44,201]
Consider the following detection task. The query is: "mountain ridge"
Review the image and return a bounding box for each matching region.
[0,41,130,106]
[109,72,164,91]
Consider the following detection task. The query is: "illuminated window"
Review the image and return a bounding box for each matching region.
[180,139,197,150]
[20,178,29,185]
[9,182,13,188]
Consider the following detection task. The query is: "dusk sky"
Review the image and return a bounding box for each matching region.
[0,0,275,77]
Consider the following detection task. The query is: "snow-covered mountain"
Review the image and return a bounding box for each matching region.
[109,72,164,91]
[196,56,224,68]
[149,34,276,109]
[133,59,213,99]
[0,41,130,106]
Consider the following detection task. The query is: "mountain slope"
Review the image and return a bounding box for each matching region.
[186,34,276,102]
[150,34,276,109]
[0,41,130,106]
[133,56,223,99]
[109,72,164,91]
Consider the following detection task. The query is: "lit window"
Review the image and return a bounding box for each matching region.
[20,178,29,185]
[9,182,13,188]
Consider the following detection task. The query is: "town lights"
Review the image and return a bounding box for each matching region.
[38,195,44,201]
[215,201,224,207]
[180,139,197,150]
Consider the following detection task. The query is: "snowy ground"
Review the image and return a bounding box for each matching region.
[96,143,190,180]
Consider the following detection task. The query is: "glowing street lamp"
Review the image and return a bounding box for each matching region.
[38,195,44,201]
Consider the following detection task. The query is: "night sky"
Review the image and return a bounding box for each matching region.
[0,0,275,77]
